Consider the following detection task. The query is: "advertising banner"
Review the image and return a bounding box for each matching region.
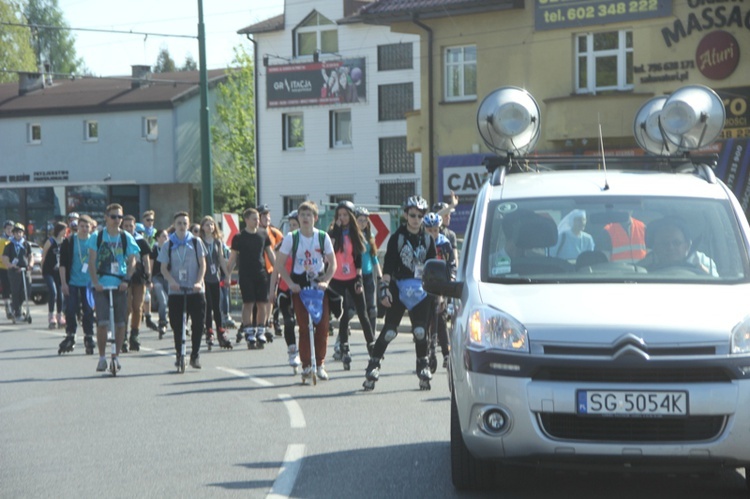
[266,58,367,108]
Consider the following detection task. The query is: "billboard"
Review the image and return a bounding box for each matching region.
[266,58,367,108]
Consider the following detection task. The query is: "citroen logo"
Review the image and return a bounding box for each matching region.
[611,333,650,360]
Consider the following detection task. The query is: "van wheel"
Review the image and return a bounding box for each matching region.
[451,388,495,490]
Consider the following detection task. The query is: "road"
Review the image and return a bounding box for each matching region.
[1,303,748,498]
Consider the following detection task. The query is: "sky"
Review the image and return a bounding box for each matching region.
[57,0,285,76]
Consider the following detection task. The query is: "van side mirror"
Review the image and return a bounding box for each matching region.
[422,259,463,298]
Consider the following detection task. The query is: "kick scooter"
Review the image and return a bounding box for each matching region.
[102,286,119,376]
[11,268,33,325]
[176,288,189,374]
[299,287,325,386]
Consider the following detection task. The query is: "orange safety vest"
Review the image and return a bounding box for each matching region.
[605,219,647,261]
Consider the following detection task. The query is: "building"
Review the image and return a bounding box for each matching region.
[357,0,750,233]
[237,0,422,218]
[0,66,228,240]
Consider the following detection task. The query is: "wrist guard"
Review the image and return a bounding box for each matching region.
[378,281,390,301]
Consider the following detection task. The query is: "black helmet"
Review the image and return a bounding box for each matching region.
[287,210,299,221]
[336,200,355,213]
[404,195,429,212]
[354,206,370,217]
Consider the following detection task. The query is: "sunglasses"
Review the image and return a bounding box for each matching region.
[144,218,154,222]
[407,213,422,219]
[109,214,124,220]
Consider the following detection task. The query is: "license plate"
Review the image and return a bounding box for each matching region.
[577,390,688,417]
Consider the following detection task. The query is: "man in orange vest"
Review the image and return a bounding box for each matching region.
[604,212,647,263]
[258,204,283,343]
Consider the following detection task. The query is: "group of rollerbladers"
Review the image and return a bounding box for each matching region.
[2,192,459,390]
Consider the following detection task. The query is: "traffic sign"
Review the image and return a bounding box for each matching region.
[221,212,239,246]
[369,213,391,249]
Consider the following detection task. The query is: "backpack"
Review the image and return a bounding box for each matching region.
[396,231,432,256]
[290,229,327,272]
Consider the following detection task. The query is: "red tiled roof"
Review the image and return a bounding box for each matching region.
[0,69,229,118]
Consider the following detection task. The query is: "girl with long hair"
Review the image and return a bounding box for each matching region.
[199,216,233,349]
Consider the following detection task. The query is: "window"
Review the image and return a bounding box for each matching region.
[378,83,413,121]
[143,117,158,141]
[329,194,353,206]
[379,181,415,206]
[445,45,477,101]
[84,121,98,141]
[295,11,338,57]
[27,123,41,144]
[379,137,414,174]
[283,195,307,215]
[283,113,304,150]
[576,30,633,94]
[378,43,413,71]
[330,110,352,148]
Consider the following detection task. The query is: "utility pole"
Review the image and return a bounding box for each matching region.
[198,0,213,216]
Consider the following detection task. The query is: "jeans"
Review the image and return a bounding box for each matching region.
[152,275,168,324]
[204,281,223,330]
[65,284,94,337]
[44,272,63,314]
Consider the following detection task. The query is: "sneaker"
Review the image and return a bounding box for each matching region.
[190,354,202,369]
[96,357,108,372]
[316,365,329,380]
[288,345,301,367]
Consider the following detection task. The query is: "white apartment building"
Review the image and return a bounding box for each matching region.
[238,0,422,218]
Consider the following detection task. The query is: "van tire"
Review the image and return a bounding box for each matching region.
[451,388,495,490]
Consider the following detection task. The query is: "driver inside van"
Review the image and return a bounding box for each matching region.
[639,218,718,276]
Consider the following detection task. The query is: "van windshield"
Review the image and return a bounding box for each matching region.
[481,196,750,283]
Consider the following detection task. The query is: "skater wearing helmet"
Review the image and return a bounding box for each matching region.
[2,223,35,322]
[327,200,376,370]
[354,206,382,338]
[423,212,456,371]
[363,195,436,391]
[1,220,16,318]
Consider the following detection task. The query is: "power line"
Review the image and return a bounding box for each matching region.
[0,21,197,39]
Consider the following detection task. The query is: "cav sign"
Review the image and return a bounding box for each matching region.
[437,154,494,235]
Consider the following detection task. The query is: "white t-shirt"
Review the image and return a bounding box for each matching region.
[279,229,334,276]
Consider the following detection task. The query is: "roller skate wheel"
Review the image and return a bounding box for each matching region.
[362,379,376,391]
[419,379,431,391]
[343,362,351,371]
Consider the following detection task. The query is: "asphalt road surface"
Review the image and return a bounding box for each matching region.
[1,303,748,498]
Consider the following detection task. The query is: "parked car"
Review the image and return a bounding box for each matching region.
[423,85,750,491]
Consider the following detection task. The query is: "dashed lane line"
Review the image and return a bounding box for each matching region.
[266,444,305,499]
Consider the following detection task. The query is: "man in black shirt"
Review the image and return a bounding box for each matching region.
[227,208,275,349]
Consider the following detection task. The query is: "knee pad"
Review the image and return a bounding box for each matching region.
[413,326,426,341]
[383,328,398,343]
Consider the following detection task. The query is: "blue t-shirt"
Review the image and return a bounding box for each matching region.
[86,230,141,288]
[361,241,379,276]
[69,234,93,287]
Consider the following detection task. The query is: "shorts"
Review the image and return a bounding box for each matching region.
[239,273,269,303]
[93,288,128,328]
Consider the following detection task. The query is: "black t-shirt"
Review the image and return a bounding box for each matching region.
[150,244,162,278]
[130,237,152,284]
[231,229,270,277]
[42,238,61,275]
[3,239,32,269]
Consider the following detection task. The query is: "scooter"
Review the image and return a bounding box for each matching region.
[102,286,119,376]
[11,268,32,324]
[299,287,325,386]
[176,288,189,374]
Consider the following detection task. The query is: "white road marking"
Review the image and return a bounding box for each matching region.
[215,366,274,387]
[266,444,305,499]
[277,394,306,428]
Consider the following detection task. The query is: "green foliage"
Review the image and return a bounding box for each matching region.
[0,0,37,82]
[23,0,82,75]
[180,55,197,71]
[152,46,175,73]
[211,45,256,214]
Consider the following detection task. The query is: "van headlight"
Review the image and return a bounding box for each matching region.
[468,306,528,353]
[731,315,750,354]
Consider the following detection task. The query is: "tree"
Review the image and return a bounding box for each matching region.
[23,0,82,75]
[0,0,37,82]
[180,54,197,71]
[211,45,256,214]
[153,46,175,73]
